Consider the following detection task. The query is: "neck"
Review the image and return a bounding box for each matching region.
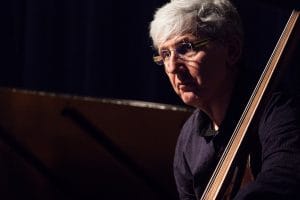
[198,74,237,128]
[205,89,233,128]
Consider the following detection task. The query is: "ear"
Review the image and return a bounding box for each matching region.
[226,35,242,67]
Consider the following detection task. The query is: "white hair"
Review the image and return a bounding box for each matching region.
[149,0,243,48]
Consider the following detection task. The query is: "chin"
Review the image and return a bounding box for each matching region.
[180,92,199,107]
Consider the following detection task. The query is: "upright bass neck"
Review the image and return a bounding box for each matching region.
[200,9,300,200]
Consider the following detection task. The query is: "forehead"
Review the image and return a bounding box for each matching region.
[158,34,197,50]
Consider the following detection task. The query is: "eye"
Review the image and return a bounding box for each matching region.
[160,49,171,60]
[176,42,193,55]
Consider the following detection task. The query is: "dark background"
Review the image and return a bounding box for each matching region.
[0,1,299,199]
[0,0,299,106]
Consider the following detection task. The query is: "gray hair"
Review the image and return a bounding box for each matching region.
[149,0,243,48]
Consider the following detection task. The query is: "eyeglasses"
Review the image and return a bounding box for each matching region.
[153,38,211,66]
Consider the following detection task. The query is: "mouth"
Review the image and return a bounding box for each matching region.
[176,71,196,93]
[178,82,194,92]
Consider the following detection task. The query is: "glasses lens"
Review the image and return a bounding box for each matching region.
[160,49,171,60]
[176,42,193,55]
[151,39,210,66]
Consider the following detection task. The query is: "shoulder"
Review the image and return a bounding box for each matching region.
[174,109,216,174]
[174,109,213,161]
[175,109,199,147]
[260,92,300,125]
[177,109,204,144]
[175,109,207,154]
[258,91,300,142]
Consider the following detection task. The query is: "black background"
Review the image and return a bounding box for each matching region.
[0,0,299,106]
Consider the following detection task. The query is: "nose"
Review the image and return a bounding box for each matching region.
[165,51,183,74]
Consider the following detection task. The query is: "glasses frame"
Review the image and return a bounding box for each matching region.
[153,38,211,66]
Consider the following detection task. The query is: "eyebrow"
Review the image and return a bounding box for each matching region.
[159,37,191,50]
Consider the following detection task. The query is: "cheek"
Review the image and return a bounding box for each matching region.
[166,73,178,91]
[188,67,202,85]
[186,57,206,83]
[199,51,227,79]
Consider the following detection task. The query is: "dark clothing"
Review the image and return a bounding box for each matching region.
[173,92,300,199]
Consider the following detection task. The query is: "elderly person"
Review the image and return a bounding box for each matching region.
[149,0,300,199]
